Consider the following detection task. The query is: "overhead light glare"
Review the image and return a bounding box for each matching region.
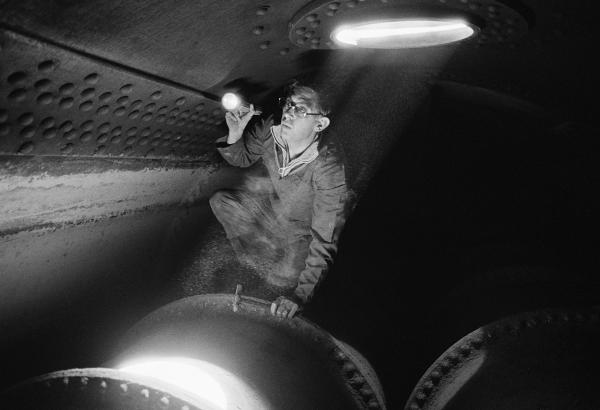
[332,19,476,48]
[119,357,228,409]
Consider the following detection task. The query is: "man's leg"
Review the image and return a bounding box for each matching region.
[209,189,280,269]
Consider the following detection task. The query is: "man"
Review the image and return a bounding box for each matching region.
[210,81,347,319]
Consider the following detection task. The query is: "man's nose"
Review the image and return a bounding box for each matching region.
[282,111,293,121]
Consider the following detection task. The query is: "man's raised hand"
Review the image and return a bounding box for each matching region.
[270,296,300,319]
[225,104,260,144]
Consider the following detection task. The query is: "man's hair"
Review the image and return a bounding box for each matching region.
[284,79,332,116]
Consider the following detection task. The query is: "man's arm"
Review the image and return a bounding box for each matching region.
[216,108,271,168]
[294,150,348,305]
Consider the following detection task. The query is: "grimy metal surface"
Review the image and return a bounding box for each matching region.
[405,307,600,410]
[112,294,387,410]
[2,368,208,410]
[0,27,225,159]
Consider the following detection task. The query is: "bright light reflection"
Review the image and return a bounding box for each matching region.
[333,20,475,48]
[119,357,227,409]
[222,93,242,111]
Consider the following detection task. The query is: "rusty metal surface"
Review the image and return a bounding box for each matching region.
[405,307,600,410]
[112,294,387,410]
[0,28,225,159]
[1,368,209,410]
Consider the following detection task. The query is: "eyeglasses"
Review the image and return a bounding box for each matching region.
[278,97,323,118]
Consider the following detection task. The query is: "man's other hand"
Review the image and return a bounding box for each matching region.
[270,296,299,319]
[225,104,259,144]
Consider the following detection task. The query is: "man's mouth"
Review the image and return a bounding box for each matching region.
[282,123,292,129]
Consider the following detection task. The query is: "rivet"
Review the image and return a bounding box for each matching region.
[328,2,341,10]
[131,99,143,109]
[120,84,133,94]
[304,30,315,38]
[409,403,420,410]
[145,148,155,157]
[9,88,27,102]
[80,377,89,385]
[18,113,34,126]
[79,100,93,111]
[295,27,306,35]
[138,137,149,145]
[60,142,74,154]
[360,386,373,396]
[81,120,94,131]
[95,145,107,155]
[98,122,110,133]
[279,48,290,55]
[342,361,356,373]
[468,3,480,10]
[367,398,379,408]
[18,141,34,154]
[151,91,162,100]
[97,105,110,115]
[99,92,113,102]
[43,127,58,139]
[142,113,153,121]
[141,388,150,398]
[128,110,140,120]
[256,5,270,15]
[252,26,265,35]
[34,78,52,91]
[310,20,320,28]
[97,134,109,143]
[161,396,170,405]
[325,9,336,16]
[297,38,306,45]
[64,130,77,140]
[176,97,186,106]
[111,126,122,136]
[416,391,427,400]
[38,60,56,72]
[127,127,138,136]
[111,135,122,144]
[20,126,36,139]
[306,14,318,22]
[259,41,271,49]
[38,92,55,105]
[84,73,99,84]
[117,96,129,105]
[59,83,75,95]
[347,0,357,7]
[156,114,166,123]
[120,383,128,392]
[8,71,27,85]
[81,87,95,99]
[80,131,92,142]
[100,380,107,389]
[114,107,126,116]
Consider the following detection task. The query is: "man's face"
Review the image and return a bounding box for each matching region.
[280,94,324,143]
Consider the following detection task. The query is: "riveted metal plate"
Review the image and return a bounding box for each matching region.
[0,28,226,159]
[2,368,208,410]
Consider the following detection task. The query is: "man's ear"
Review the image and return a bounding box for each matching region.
[316,116,330,132]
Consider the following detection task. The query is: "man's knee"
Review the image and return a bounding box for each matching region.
[209,189,246,220]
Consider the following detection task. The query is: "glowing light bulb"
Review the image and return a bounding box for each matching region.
[222,93,242,111]
[332,19,475,48]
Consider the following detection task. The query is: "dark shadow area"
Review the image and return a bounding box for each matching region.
[305,85,600,407]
